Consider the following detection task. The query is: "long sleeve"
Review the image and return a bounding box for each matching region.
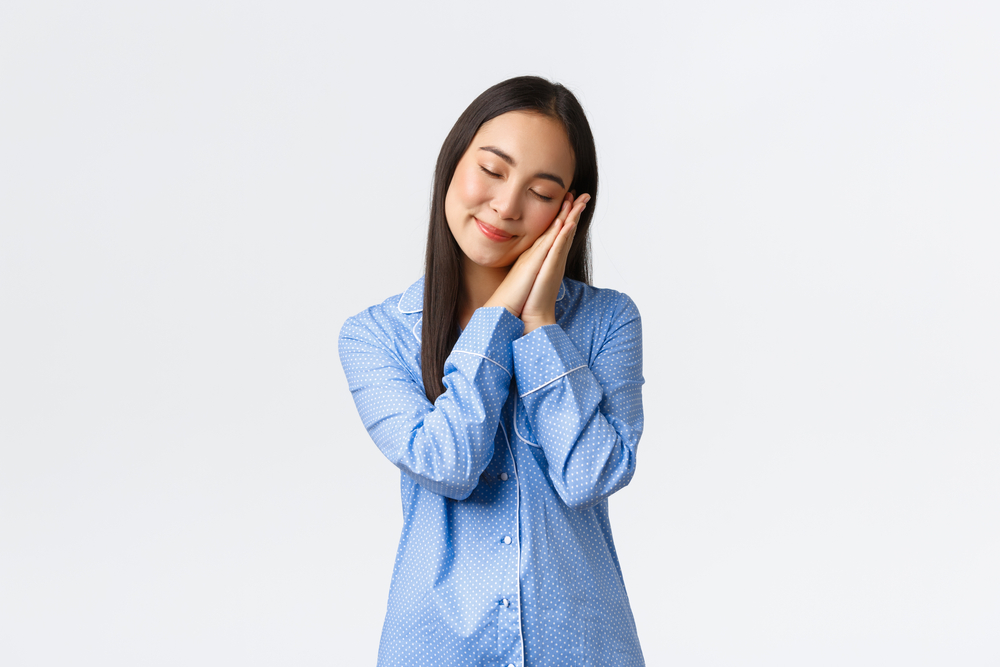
[512,292,644,509]
[339,305,523,500]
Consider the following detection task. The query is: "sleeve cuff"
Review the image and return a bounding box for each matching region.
[450,306,524,375]
[512,324,588,395]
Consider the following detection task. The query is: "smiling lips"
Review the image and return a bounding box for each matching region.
[475,218,513,242]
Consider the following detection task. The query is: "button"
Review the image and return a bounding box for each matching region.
[502,598,509,607]
[503,536,511,544]
[500,472,509,481]
[508,664,516,667]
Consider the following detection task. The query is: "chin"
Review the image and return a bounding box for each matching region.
[465,250,513,270]
[469,257,508,270]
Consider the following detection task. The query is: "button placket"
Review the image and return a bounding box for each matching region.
[496,399,524,667]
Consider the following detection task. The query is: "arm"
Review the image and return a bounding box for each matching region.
[339,305,523,500]
[513,292,644,509]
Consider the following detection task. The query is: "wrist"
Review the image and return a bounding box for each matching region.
[521,314,556,335]
[483,295,521,320]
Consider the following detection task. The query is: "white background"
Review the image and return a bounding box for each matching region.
[2,1,998,665]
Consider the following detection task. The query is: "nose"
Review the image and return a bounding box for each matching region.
[491,184,522,221]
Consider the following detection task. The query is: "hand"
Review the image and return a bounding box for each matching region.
[484,192,590,329]
[520,193,590,333]
[482,199,569,319]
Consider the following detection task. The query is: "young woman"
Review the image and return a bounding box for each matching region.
[339,76,645,667]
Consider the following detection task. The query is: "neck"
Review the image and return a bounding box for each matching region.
[459,258,509,328]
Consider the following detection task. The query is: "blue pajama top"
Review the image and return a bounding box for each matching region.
[339,275,645,667]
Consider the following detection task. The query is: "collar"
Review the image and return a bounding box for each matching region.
[397,276,425,314]
[397,275,567,315]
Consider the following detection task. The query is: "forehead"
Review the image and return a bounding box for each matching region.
[472,111,575,178]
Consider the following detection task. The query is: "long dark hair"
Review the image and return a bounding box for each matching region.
[421,76,598,401]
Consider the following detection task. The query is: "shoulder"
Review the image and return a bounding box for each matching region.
[556,279,641,363]
[560,278,641,324]
[339,276,424,352]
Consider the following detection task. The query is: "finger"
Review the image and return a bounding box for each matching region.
[566,195,589,223]
[539,210,581,272]
[549,199,586,260]
[554,198,572,228]
[548,204,584,253]
[512,204,567,275]
[550,215,577,257]
[562,191,575,213]
[517,195,578,274]
[554,198,573,228]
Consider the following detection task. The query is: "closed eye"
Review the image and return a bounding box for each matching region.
[532,191,553,202]
[480,166,501,178]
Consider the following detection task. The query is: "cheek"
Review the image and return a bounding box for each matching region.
[523,206,558,242]
[444,173,472,232]
[451,165,490,206]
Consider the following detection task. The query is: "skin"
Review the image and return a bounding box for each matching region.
[444,110,591,334]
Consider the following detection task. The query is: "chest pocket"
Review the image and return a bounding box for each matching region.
[513,396,540,449]
[513,395,552,478]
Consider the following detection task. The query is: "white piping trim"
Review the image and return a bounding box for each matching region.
[411,319,421,342]
[556,281,566,302]
[452,350,512,377]
[513,399,540,448]
[498,418,525,665]
[518,364,587,397]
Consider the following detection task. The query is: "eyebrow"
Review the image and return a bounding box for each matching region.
[478,146,566,189]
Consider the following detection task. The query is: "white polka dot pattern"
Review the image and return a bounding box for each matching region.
[338,276,645,666]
